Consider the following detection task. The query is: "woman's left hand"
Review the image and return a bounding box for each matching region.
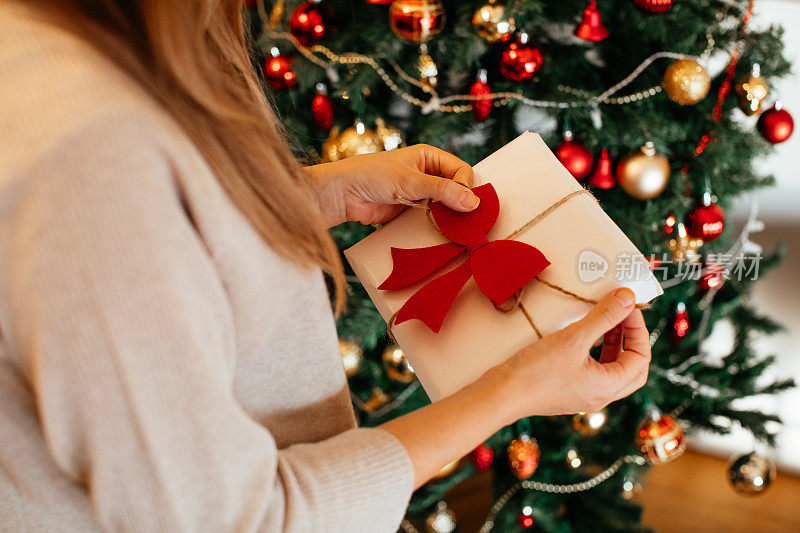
[306,144,479,227]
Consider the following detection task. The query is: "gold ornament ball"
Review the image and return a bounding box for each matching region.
[425,501,457,533]
[662,59,711,105]
[616,142,671,200]
[375,118,405,152]
[735,63,769,116]
[635,411,686,464]
[507,436,540,479]
[321,120,383,162]
[363,387,390,412]
[572,410,608,436]
[472,2,516,43]
[727,452,776,495]
[320,126,342,163]
[382,344,416,383]
[338,339,363,377]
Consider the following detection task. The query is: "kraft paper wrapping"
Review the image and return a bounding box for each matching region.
[344,132,663,401]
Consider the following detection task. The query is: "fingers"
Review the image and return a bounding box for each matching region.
[569,288,636,344]
[417,144,474,186]
[596,310,651,396]
[403,172,480,212]
[599,324,623,364]
[619,308,651,358]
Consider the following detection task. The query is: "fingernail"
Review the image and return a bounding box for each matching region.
[613,288,635,307]
[461,192,480,210]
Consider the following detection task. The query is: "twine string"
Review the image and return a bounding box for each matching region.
[385,186,648,342]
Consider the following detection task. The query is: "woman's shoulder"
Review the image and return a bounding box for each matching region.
[0,4,171,172]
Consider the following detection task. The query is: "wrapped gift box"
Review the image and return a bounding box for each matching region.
[345,132,662,401]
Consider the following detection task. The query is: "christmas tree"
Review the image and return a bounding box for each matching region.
[253,0,795,530]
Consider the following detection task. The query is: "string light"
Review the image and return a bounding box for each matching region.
[259,19,719,115]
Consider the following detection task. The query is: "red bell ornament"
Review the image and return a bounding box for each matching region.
[470,443,495,471]
[632,0,673,13]
[311,83,334,131]
[758,103,794,144]
[555,130,593,181]
[264,48,296,90]
[289,0,335,46]
[587,148,616,189]
[685,192,725,242]
[574,1,610,41]
[499,31,543,82]
[389,0,445,43]
[470,69,492,123]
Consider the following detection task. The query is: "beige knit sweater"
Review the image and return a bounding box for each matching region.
[0,5,413,532]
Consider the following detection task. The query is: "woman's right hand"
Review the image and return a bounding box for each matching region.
[383,287,650,488]
[492,287,651,421]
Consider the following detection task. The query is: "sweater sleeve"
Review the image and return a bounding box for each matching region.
[4,117,413,532]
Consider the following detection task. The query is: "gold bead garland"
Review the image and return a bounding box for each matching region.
[259,20,718,114]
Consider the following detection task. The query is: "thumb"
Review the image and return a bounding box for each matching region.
[570,288,636,343]
[405,173,480,212]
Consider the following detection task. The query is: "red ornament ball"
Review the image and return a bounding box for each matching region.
[758,105,794,144]
[499,32,543,82]
[389,0,446,43]
[470,443,495,471]
[556,132,593,180]
[289,0,335,46]
[632,0,673,13]
[507,436,540,479]
[311,83,334,131]
[366,0,392,4]
[685,202,725,242]
[264,49,296,90]
[470,69,492,123]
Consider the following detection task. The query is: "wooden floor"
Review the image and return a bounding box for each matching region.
[638,451,800,533]
[443,451,800,532]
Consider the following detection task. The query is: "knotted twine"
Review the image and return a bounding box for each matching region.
[387,187,648,342]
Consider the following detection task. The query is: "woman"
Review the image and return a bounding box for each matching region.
[0,1,651,531]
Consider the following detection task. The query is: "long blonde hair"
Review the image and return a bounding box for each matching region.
[30,0,344,308]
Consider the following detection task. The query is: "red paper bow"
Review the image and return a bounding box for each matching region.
[379,183,551,332]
